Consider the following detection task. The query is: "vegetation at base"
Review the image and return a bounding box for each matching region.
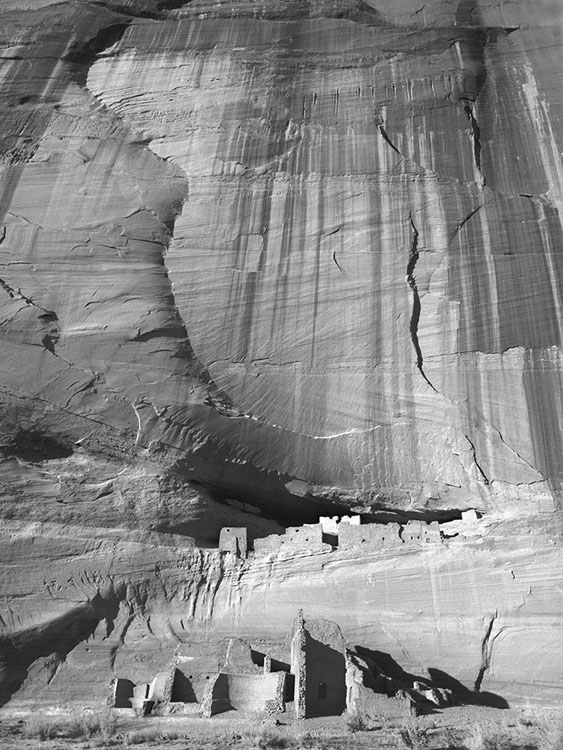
[346,712,368,733]
[241,724,289,749]
[124,728,186,745]
[24,709,116,741]
[395,720,431,750]
[14,707,563,750]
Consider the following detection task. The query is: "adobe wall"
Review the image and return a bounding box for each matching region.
[339,520,442,551]
[253,519,443,557]
[219,638,261,674]
[148,667,175,703]
[349,687,414,718]
[303,618,347,718]
[174,670,220,705]
[219,527,247,557]
[290,611,307,719]
[345,653,414,718]
[254,524,331,556]
[226,672,284,714]
[401,520,441,544]
[319,515,361,535]
[200,672,231,717]
[338,522,402,549]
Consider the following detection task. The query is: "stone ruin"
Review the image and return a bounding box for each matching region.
[216,512,483,560]
[110,637,290,718]
[218,527,248,558]
[253,515,442,557]
[110,611,452,720]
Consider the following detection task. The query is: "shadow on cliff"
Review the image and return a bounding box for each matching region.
[356,648,509,709]
[428,668,508,709]
[0,591,123,707]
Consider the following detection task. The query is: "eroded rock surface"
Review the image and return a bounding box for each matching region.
[0,0,562,709]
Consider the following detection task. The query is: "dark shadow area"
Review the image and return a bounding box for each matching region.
[356,647,425,688]
[305,632,346,718]
[62,23,131,85]
[171,669,197,703]
[210,673,231,716]
[322,532,338,548]
[284,672,295,703]
[188,470,350,528]
[5,430,73,461]
[250,650,290,673]
[362,509,469,525]
[0,591,122,707]
[157,0,193,9]
[428,668,509,708]
[355,650,508,709]
[114,678,134,708]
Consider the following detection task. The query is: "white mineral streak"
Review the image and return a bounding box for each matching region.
[86,5,563,500]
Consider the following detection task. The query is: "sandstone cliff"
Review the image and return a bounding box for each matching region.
[0,0,561,709]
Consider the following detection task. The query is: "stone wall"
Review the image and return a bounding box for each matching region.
[219,638,261,674]
[319,515,361,535]
[400,521,441,544]
[303,618,347,718]
[200,673,230,717]
[339,520,442,550]
[219,527,248,558]
[338,522,402,550]
[200,671,285,716]
[226,672,284,714]
[345,653,415,718]
[290,610,307,720]
[254,524,332,556]
[254,519,443,557]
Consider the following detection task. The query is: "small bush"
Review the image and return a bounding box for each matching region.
[537,716,563,750]
[125,728,162,745]
[439,726,466,750]
[464,724,515,750]
[24,714,60,741]
[124,728,186,745]
[242,725,288,749]
[396,720,431,750]
[23,710,117,742]
[347,712,368,733]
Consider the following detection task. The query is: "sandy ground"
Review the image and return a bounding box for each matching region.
[0,703,560,750]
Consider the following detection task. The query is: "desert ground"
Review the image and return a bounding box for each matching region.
[0,703,561,750]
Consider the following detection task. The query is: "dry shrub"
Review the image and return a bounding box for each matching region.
[439,726,466,750]
[533,711,563,750]
[24,710,117,742]
[347,712,368,733]
[124,727,186,745]
[396,719,431,750]
[24,714,60,741]
[125,728,161,745]
[464,724,514,750]
[80,710,117,740]
[242,725,289,749]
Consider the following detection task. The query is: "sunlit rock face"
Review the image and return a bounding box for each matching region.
[0,0,562,709]
[86,0,563,511]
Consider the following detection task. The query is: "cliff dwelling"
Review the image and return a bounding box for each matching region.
[109,611,444,719]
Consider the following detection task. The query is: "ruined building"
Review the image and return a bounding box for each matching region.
[111,611,446,718]
[291,609,347,718]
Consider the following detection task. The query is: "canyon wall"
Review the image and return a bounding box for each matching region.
[0,0,562,709]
